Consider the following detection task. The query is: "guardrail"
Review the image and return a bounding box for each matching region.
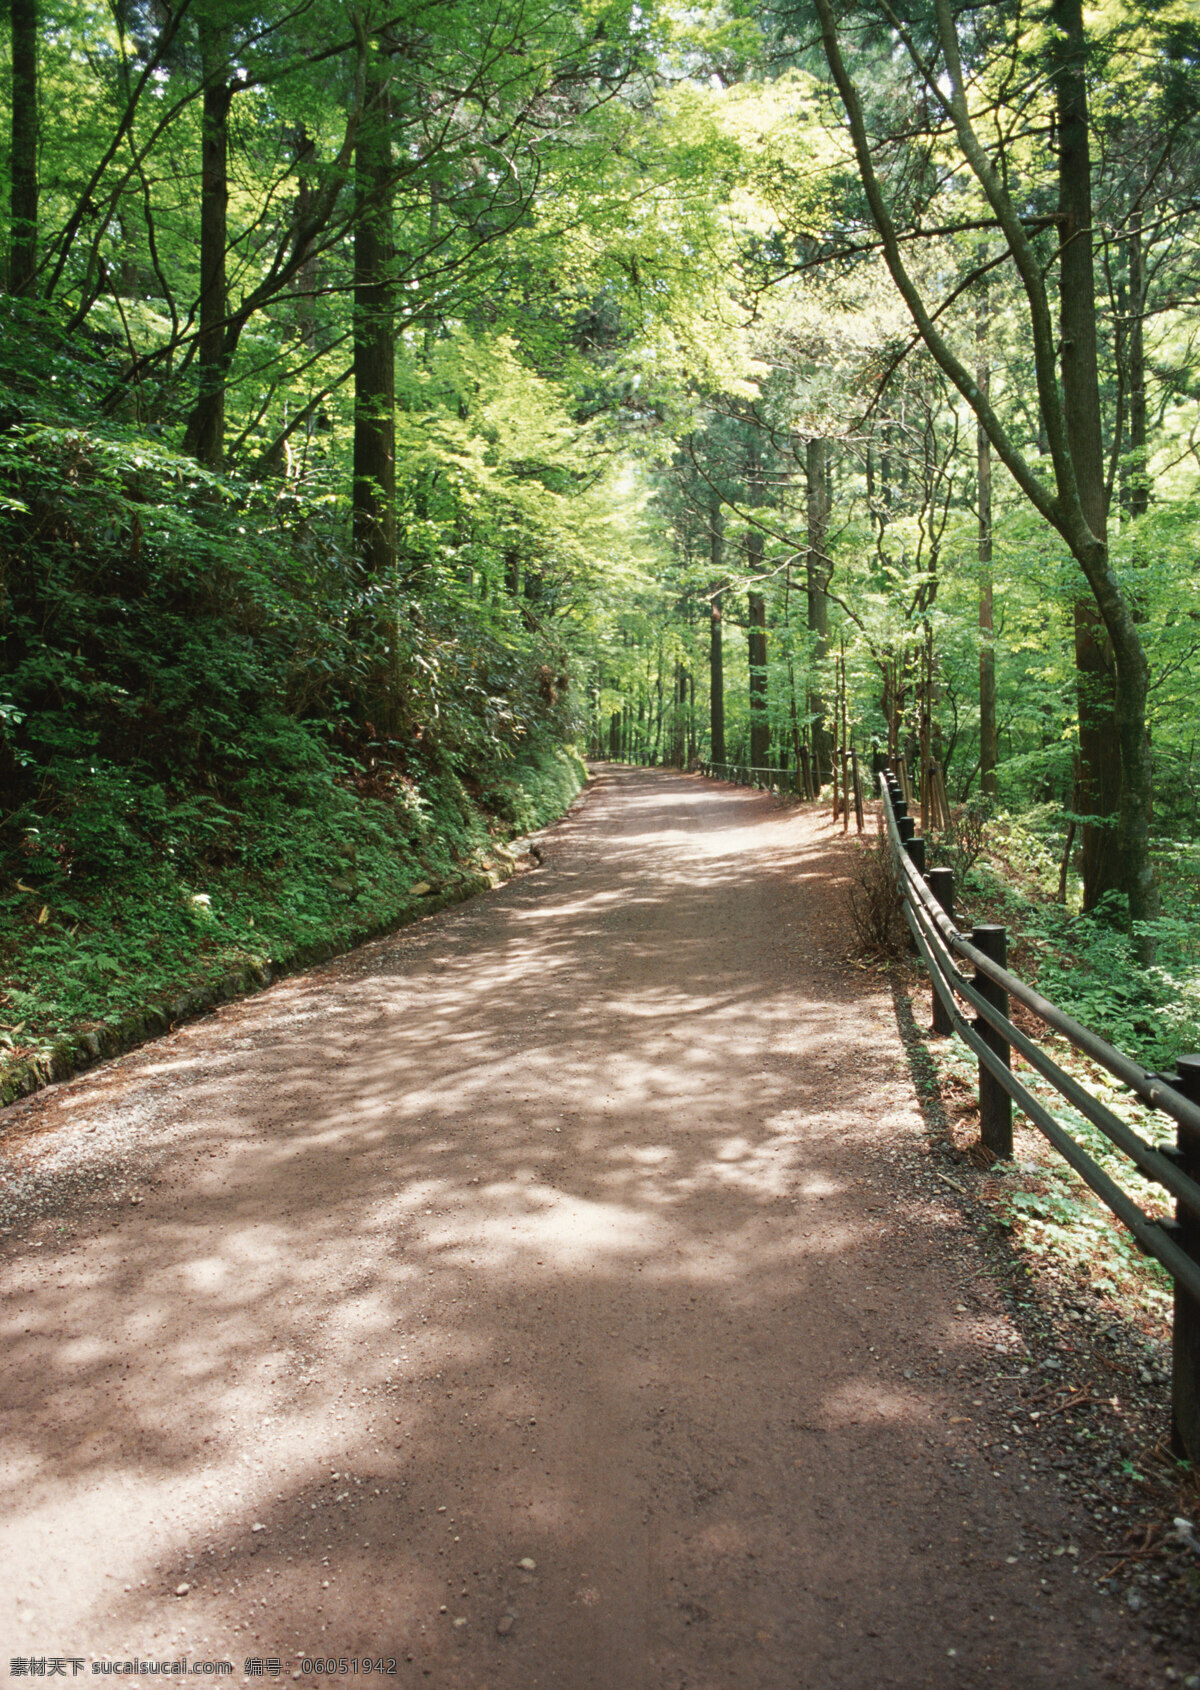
[700,757,867,831]
[699,760,795,791]
[879,769,1200,1465]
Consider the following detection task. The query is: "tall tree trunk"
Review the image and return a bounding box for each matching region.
[747,526,769,770]
[352,53,396,579]
[709,497,726,763]
[976,251,998,799]
[1053,0,1130,917]
[1129,209,1148,519]
[1074,606,1122,906]
[783,558,806,794]
[182,25,232,466]
[806,438,834,784]
[709,590,726,764]
[669,663,682,767]
[978,458,998,800]
[290,126,319,350]
[679,665,688,766]
[9,0,37,295]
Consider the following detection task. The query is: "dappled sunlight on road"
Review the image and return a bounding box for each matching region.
[0,769,1136,1689]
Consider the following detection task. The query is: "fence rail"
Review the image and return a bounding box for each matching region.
[879,769,1200,1464]
[698,761,795,791]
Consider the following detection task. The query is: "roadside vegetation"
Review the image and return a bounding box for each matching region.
[3,0,1200,1371]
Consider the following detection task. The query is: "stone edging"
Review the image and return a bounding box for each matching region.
[0,774,591,1111]
[0,840,561,1110]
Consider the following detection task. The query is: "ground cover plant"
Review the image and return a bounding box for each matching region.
[0,312,590,1088]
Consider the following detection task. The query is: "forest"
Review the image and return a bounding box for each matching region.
[1,0,1199,1080]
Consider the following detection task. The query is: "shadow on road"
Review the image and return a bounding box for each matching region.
[0,768,1143,1688]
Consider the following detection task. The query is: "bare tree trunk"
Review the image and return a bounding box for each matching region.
[747,529,769,771]
[1129,209,1148,519]
[920,629,932,834]
[976,250,998,799]
[671,663,687,767]
[182,26,231,465]
[841,640,851,834]
[9,0,37,295]
[352,52,396,579]
[1054,0,1132,918]
[290,126,319,351]
[709,497,726,764]
[783,558,805,794]
[806,438,834,784]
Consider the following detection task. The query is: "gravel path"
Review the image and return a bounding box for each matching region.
[0,766,1164,1687]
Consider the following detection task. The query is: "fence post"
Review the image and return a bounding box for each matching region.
[905,835,926,874]
[972,924,1012,1158]
[1169,1055,1200,1464]
[927,867,955,1036]
[898,815,915,846]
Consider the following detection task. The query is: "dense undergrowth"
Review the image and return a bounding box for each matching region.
[957,808,1200,1071]
[0,310,590,1090]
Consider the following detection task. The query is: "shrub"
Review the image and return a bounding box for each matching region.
[848,827,909,961]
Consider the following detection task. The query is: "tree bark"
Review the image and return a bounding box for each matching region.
[975,252,998,799]
[182,24,232,466]
[748,586,768,771]
[806,438,834,785]
[675,665,688,768]
[709,597,726,764]
[1129,210,1148,519]
[9,0,37,295]
[747,523,769,771]
[1053,0,1138,918]
[352,51,396,579]
[709,496,726,764]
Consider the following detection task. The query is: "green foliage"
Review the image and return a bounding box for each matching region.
[928,796,994,887]
[0,731,584,1062]
[480,745,588,836]
[959,810,1200,1068]
[7,0,1200,1116]
[0,301,597,1071]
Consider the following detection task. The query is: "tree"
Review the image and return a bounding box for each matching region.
[805,435,833,784]
[811,0,1158,940]
[351,28,395,582]
[708,494,727,763]
[8,0,37,294]
[181,12,233,466]
[974,250,997,800]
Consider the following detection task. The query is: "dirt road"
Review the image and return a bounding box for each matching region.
[0,767,1160,1687]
